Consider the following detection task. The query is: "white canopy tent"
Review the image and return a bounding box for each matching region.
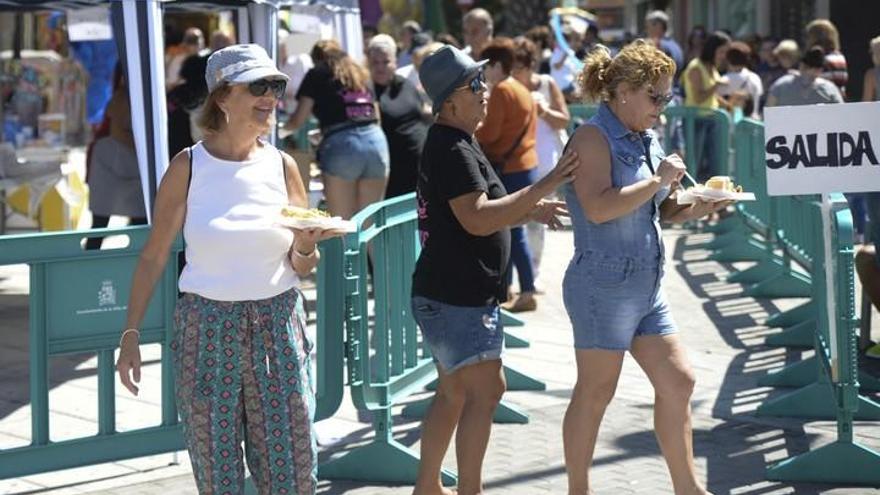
[118,0,284,222]
[0,0,361,221]
[279,0,363,61]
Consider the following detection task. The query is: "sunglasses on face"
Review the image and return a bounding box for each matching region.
[457,70,485,94]
[248,78,287,99]
[647,88,674,107]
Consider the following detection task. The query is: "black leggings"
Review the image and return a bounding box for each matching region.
[85,215,148,250]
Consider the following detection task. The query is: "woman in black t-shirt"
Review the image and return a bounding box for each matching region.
[284,40,390,219]
[410,45,579,495]
[366,34,432,198]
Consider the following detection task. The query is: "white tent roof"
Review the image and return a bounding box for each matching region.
[1,0,358,219]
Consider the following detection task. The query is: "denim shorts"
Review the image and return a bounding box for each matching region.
[411,295,504,374]
[317,124,389,181]
[562,252,677,350]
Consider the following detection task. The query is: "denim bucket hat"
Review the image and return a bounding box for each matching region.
[418,45,488,115]
[205,43,288,93]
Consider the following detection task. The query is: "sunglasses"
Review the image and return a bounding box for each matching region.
[248,78,287,99]
[647,88,674,107]
[457,70,485,94]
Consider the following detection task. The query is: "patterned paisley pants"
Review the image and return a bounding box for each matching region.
[171,288,317,495]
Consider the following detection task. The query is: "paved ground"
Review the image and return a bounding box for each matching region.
[1,224,880,494]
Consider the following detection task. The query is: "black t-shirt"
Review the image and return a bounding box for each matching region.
[412,124,511,307]
[296,64,377,130]
[375,75,431,198]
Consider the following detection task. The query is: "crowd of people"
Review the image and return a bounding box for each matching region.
[103,8,880,495]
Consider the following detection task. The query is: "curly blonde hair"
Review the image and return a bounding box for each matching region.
[579,39,676,102]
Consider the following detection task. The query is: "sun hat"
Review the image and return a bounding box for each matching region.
[205,43,288,93]
[418,45,488,115]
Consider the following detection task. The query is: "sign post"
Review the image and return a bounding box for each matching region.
[819,192,838,379]
[765,102,880,383]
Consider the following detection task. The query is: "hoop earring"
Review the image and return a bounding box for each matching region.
[224,111,230,124]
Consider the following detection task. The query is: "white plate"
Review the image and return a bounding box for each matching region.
[677,189,756,205]
[276,215,357,232]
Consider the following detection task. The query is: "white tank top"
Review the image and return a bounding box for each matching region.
[178,140,298,301]
[532,74,568,179]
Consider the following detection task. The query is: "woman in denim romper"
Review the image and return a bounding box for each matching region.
[561,41,729,495]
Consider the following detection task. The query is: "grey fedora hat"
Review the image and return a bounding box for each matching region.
[419,45,488,115]
[205,43,288,93]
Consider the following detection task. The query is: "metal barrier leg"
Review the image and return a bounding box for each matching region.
[425,363,546,392]
[319,408,457,485]
[726,256,785,284]
[767,441,880,485]
[765,301,816,328]
[491,401,530,424]
[699,227,753,250]
[756,380,880,420]
[500,309,525,326]
[764,320,815,348]
[708,237,768,262]
[702,214,744,234]
[744,270,812,299]
[859,371,880,392]
[504,330,530,348]
[758,355,819,388]
[502,363,546,391]
[401,395,529,425]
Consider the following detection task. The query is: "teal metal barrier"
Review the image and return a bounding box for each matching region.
[0,225,346,480]
[319,194,455,484]
[701,119,880,484]
[0,226,184,478]
[758,196,880,484]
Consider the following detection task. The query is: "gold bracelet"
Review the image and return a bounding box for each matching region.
[119,328,140,348]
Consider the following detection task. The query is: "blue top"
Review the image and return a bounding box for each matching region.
[70,39,119,125]
[564,103,670,270]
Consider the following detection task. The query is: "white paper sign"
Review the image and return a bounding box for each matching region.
[67,6,113,42]
[764,102,880,195]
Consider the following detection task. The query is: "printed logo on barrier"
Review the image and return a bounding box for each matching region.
[98,280,116,307]
[75,279,127,315]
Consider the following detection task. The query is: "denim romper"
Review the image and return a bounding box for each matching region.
[562,103,677,350]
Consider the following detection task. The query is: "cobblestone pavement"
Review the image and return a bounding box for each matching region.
[1,226,879,494]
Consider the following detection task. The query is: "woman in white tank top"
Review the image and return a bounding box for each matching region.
[512,38,571,287]
[115,45,343,495]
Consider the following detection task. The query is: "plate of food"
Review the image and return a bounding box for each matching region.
[677,175,756,205]
[276,205,357,232]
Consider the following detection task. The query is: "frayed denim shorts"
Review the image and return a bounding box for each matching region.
[411,295,504,374]
[562,251,677,350]
[317,124,389,181]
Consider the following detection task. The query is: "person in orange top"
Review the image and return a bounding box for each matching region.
[476,37,541,312]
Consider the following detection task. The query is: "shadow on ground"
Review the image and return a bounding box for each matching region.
[671,231,880,494]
